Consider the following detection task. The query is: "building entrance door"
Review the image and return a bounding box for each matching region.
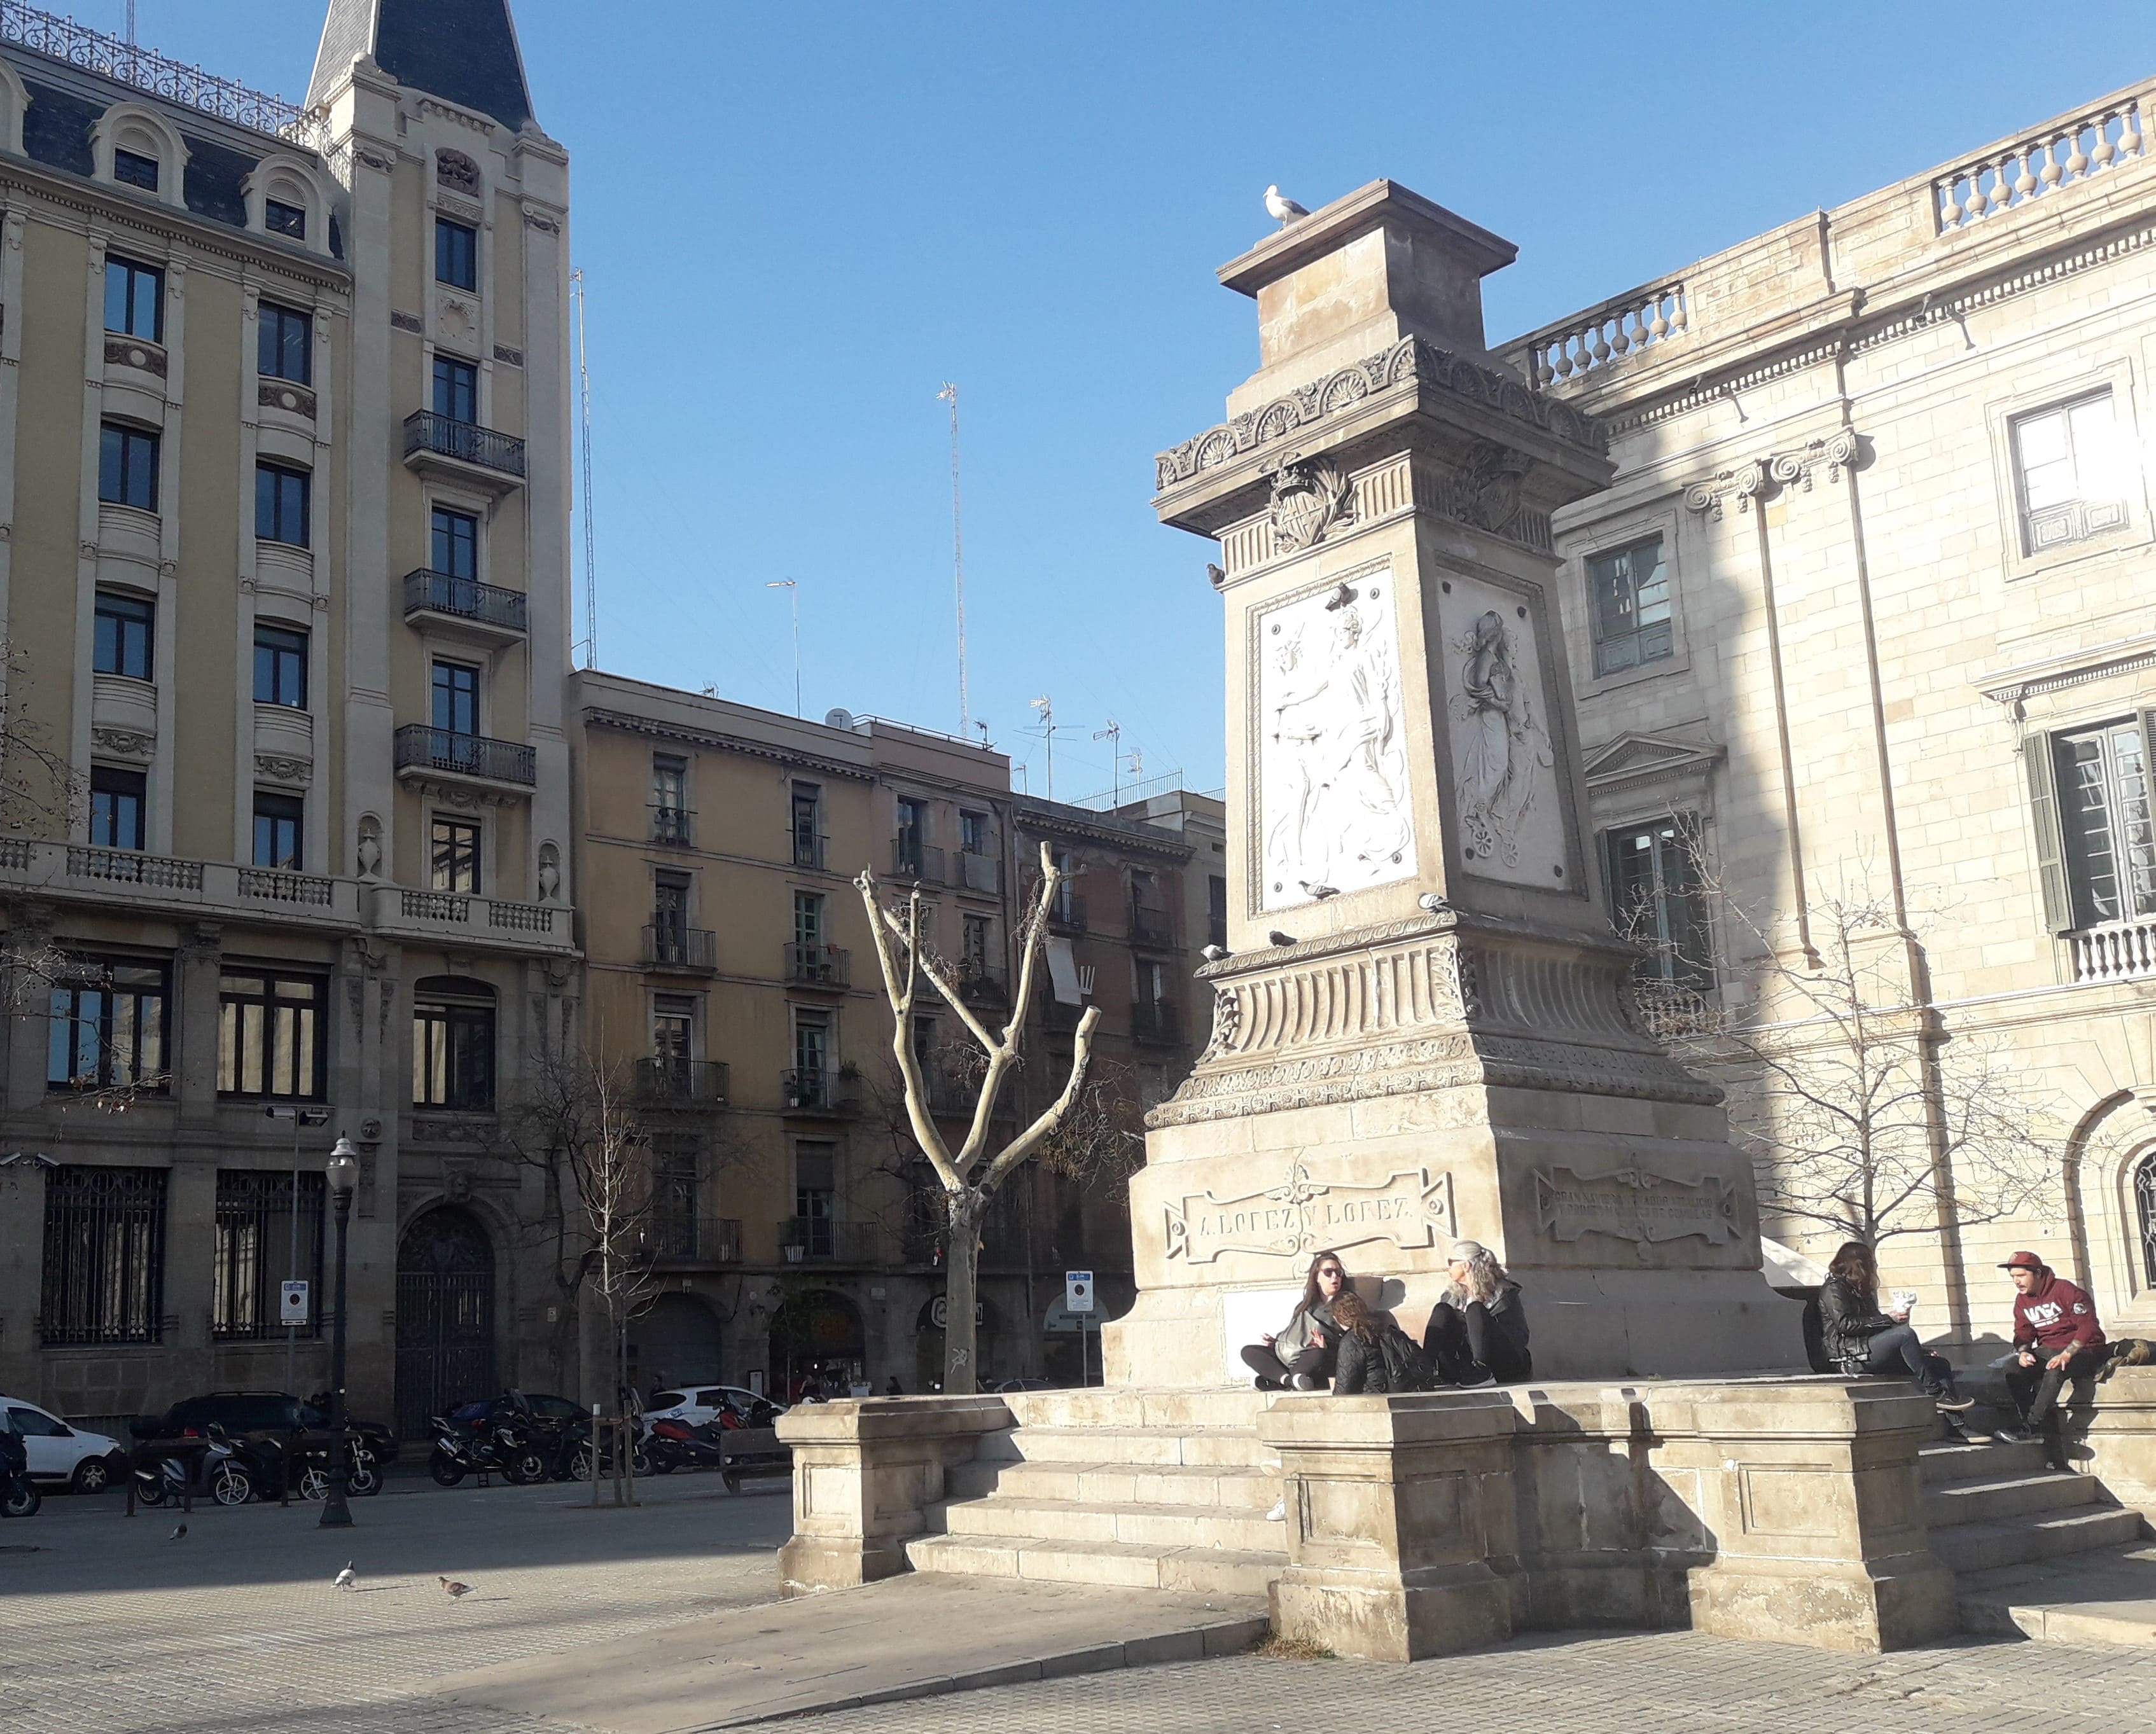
[395,1206,496,1439]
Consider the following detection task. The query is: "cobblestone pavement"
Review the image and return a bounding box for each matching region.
[0,1471,793,1734]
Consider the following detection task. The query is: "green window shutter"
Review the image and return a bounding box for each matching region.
[2024,732,2073,933]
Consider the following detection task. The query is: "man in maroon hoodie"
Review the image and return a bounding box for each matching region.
[1996,1251,2107,1465]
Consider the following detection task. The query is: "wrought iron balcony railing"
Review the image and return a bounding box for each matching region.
[782,1067,858,1114]
[402,410,526,478]
[393,725,535,785]
[784,942,850,987]
[633,1057,728,1104]
[777,1216,877,1263]
[1128,903,1174,948]
[1130,999,1183,1046]
[653,1216,743,1265]
[650,804,693,846]
[643,925,716,972]
[891,838,945,884]
[793,830,827,869]
[1047,893,1087,934]
[1041,999,1086,1032]
[956,960,1006,1002]
[401,568,528,632]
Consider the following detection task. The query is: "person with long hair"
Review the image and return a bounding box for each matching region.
[1820,1240,1977,1424]
[1241,1251,1349,1390]
[1328,1289,1435,1394]
[1423,1240,1532,1386]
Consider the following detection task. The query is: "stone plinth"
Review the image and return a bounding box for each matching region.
[1262,1390,1522,1660]
[2070,1365,2156,1508]
[776,1396,1010,1595]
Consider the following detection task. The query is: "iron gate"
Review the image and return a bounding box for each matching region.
[394,1206,496,1441]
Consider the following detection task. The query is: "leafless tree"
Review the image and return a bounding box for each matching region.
[1625,838,2060,1249]
[856,842,1100,1392]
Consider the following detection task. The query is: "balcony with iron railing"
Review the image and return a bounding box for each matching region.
[633,1057,729,1106]
[401,569,527,641]
[650,804,694,846]
[401,410,525,489]
[1128,903,1174,948]
[777,1216,878,1263]
[394,725,535,788]
[956,850,1000,894]
[891,838,945,884]
[1047,893,1087,934]
[652,1216,743,1265]
[643,924,716,973]
[956,959,1006,1003]
[784,942,849,987]
[1130,999,1183,1047]
[781,1067,859,1115]
[793,830,828,869]
[1041,998,1087,1033]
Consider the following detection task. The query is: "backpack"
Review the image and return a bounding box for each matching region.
[1377,1322,1437,1393]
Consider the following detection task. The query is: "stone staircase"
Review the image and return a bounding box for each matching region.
[906,1387,1287,1598]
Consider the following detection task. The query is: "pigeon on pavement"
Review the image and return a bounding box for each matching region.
[166,1524,187,1542]
[1264,184,1310,227]
[334,1564,357,1591]
[440,1576,474,1599]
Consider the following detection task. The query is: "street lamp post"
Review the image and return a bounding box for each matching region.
[319,1139,359,1529]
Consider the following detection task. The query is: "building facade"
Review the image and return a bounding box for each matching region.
[1503,78,2156,1347]
[0,0,577,1440]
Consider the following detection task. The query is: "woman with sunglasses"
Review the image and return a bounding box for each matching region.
[1241,1251,1349,1390]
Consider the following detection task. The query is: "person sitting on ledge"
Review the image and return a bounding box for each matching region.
[1328,1290,1435,1394]
[1241,1250,1347,1390]
[1424,1240,1532,1387]
[1995,1249,2108,1467]
[1820,1240,1978,1429]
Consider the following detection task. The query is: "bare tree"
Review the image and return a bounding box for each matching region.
[1627,842,2059,1249]
[856,842,1100,1392]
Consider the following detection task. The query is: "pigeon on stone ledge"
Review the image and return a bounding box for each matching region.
[1200,944,1230,963]
[1264,185,1309,227]
[1267,930,1296,948]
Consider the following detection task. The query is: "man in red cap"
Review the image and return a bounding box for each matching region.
[1996,1251,2106,1466]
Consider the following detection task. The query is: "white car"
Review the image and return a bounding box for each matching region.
[642,1385,783,1435]
[1,1396,127,1493]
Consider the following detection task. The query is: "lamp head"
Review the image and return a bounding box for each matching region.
[326,1137,360,1200]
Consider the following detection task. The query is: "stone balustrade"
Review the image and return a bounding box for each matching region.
[2068,916,2156,985]
[1935,90,2146,233]
[1507,282,1689,389]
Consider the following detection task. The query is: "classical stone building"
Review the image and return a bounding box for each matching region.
[1502,77,2156,1348]
[0,0,576,1439]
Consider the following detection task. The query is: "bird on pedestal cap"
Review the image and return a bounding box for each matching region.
[1264,185,1310,228]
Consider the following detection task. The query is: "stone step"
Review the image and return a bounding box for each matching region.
[1003,1388,1266,1432]
[1923,1470,2105,1529]
[1929,1505,2149,1574]
[945,1458,1281,1511]
[977,1426,1273,1470]
[1957,1544,2156,1643]
[936,1494,1287,1555]
[1919,1438,2050,1485]
[907,1530,1286,1599]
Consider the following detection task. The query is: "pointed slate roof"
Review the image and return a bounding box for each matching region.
[309,0,534,131]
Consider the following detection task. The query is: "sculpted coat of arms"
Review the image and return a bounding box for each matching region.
[1267,457,1356,552]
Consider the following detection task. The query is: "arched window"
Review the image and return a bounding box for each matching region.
[2137,1149,2156,1287]
[0,59,28,156]
[412,975,495,1111]
[90,103,189,211]
[242,154,335,258]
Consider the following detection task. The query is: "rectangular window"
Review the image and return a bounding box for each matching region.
[218,970,326,1100]
[99,422,158,511]
[653,993,695,1065]
[791,781,823,866]
[794,1142,835,1257]
[431,816,480,892]
[252,790,305,870]
[651,1135,699,1260]
[263,197,306,240]
[961,810,988,856]
[102,256,162,338]
[48,959,167,1092]
[258,302,312,384]
[963,913,991,972]
[2055,719,2156,928]
[793,1013,830,1085]
[651,753,687,811]
[212,1170,323,1340]
[112,147,160,190]
[412,994,494,1110]
[431,506,479,579]
[435,217,478,291]
[1588,534,1672,677]
[88,766,146,850]
[1207,874,1228,949]
[253,623,308,708]
[793,889,824,948]
[432,354,478,424]
[40,1166,167,1345]
[431,660,480,735]
[94,591,155,680]
[255,462,311,547]
[2013,391,2129,555]
[1603,819,1716,991]
[652,872,692,960]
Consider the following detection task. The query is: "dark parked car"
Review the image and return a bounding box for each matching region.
[145,1391,398,1465]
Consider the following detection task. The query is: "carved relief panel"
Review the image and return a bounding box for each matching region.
[1251,560,1417,913]
[1436,572,1568,889]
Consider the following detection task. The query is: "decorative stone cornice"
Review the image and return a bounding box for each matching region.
[1155,335,1606,494]
[1683,430,1860,519]
[581,707,874,782]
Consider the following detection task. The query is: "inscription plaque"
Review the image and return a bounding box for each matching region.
[1164,1158,1455,1263]
[1533,1163,1738,1251]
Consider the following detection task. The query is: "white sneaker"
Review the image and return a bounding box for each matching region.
[1290,1373,1319,1391]
[1264,1499,1286,1522]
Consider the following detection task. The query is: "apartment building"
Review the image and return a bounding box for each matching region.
[1501,78,2156,1345]
[0,0,576,1438]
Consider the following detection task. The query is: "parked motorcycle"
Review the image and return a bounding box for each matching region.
[643,1417,727,1475]
[566,1416,651,1481]
[427,1410,548,1487]
[134,1426,253,1508]
[0,1422,39,1519]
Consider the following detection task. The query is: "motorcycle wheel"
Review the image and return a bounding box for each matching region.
[211,1464,253,1507]
[567,1446,594,1481]
[650,1453,676,1474]
[298,1466,331,1502]
[135,1478,168,1508]
[503,1450,547,1485]
[3,1479,40,1519]
[429,1450,467,1488]
[630,1446,652,1478]
[349,1454,382,1497]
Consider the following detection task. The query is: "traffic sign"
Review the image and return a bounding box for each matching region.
[1064,1270,1094,1314]
[279,1280,309,1325]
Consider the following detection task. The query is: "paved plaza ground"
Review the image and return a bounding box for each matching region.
[7,1470,2156,1734]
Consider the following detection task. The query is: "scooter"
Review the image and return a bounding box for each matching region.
[0,1423,39,1519]
[643,1417,727,1474]
[427,1411,547,1487]
[134,1426,253,1508]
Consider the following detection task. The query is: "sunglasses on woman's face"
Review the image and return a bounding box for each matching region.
[1319,1268,1342,1280]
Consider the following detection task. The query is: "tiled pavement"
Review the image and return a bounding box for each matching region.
[8,1474,2156,1733]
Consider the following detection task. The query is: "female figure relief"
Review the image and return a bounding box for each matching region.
[1452,610,1550,866]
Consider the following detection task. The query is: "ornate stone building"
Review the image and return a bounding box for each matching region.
[1504,77,2156,1348]
[0,0,576,1439]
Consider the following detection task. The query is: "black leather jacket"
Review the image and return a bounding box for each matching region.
[1819,1273,1898,1368]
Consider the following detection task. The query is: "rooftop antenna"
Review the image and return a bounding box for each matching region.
[767,580,800,717]
[1093,720,1123,805]
[571,267,598,669]
[1026,695,1085,802]
[937,383,968,737]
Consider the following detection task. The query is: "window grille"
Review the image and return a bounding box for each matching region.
[212,1169,324,1339]
[40,1165,166,1344]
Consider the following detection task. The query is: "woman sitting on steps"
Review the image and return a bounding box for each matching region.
[1424,1240,1534,1387]
[1241,1251,1348,1390]
[1819,1240,1981,1438]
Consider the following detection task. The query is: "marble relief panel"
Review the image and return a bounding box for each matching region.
[1437,572,1566,888]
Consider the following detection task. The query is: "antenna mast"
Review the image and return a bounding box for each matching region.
[938,383,968,736]
[572,268,598,670]
[1093,721,1123,805]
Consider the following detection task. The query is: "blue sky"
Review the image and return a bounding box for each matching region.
[68,3,2148,800]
